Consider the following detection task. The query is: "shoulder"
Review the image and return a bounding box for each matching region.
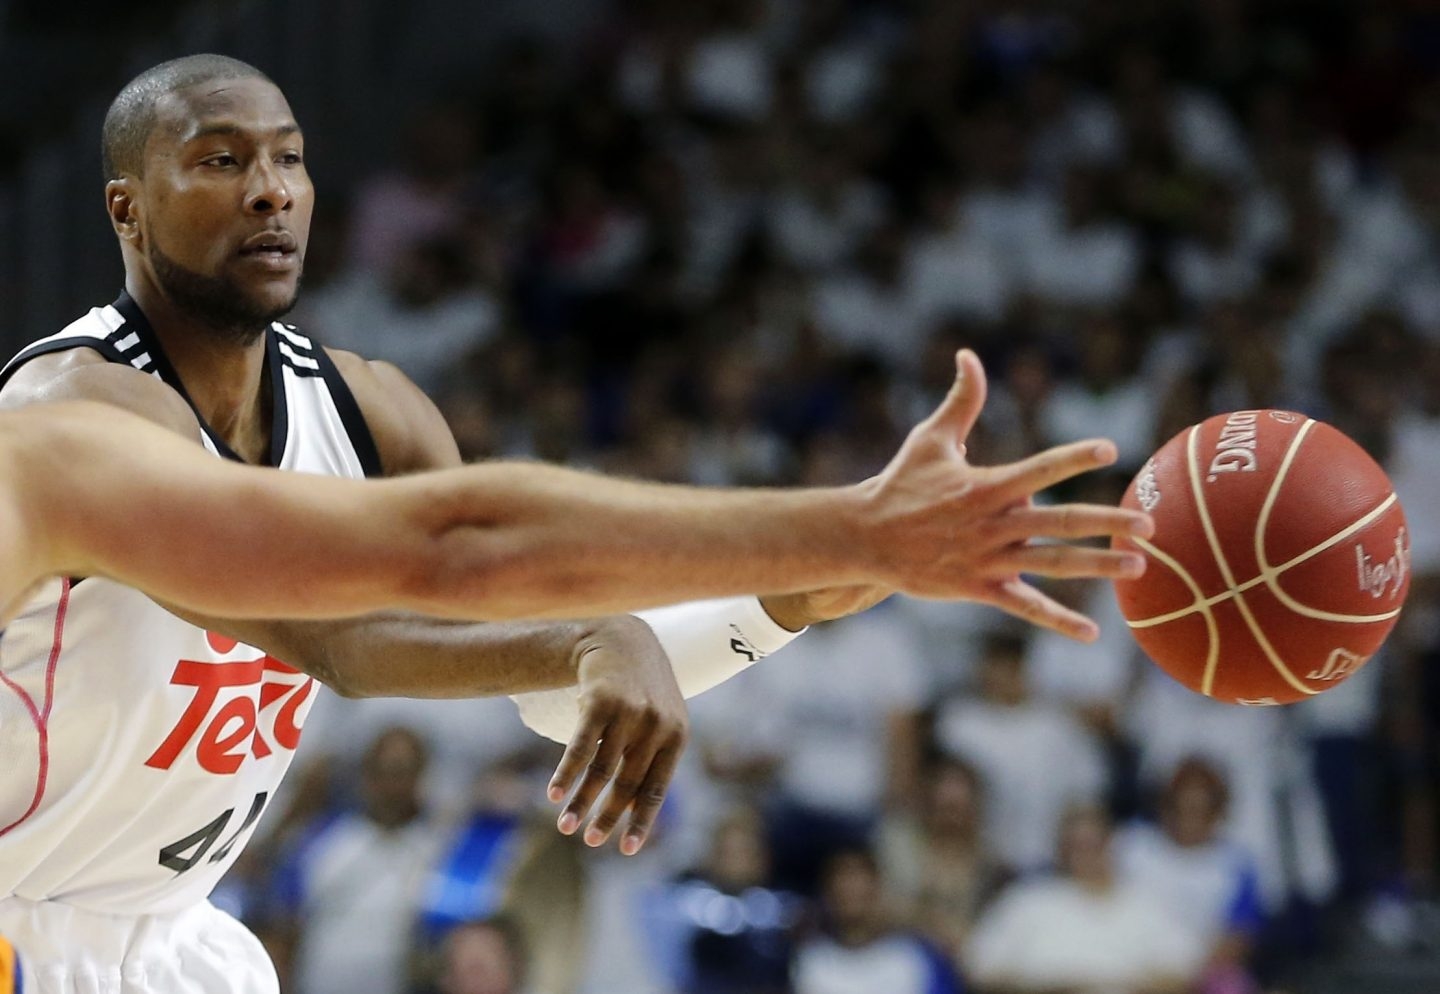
[0,348,199,441]
[322,347,460,474]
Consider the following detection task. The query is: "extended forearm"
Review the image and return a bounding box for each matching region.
[402,462,876,621]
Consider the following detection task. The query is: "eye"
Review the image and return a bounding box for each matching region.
[203,153,239,168]
[277,151,304,166]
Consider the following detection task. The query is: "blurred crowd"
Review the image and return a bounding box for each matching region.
[216,0,1440,991]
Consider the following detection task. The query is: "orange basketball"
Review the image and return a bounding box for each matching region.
[1113,410,1411,705]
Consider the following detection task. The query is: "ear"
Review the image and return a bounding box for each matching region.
[105,178,142,247]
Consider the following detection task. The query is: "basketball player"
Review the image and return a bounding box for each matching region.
[0,54,1147,993]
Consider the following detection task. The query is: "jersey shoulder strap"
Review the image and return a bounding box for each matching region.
[0,301,161,390]
[270,321,383,478]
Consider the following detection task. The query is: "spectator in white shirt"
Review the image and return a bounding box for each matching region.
[1127,672,1338,913]
[792,847,963,994]
[905,174,1013,325]
[691,602,929,893]
[878,755,1010,954]
[957,111,1060,270]
[810,221,934,372]
[768,142,887,273]
[1018,166,1141,309]
[1037,311,1158,470]
[966,803,1207,994]
[934,634,1109,872]
[1168,177,1270,308]
[1114,758,1266,994]
[272,727,443,994]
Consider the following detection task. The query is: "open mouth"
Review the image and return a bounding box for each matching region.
[239,231,298,259]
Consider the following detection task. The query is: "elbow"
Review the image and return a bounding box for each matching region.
[399,526,519,621]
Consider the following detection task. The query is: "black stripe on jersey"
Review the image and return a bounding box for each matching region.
[111,291,293,468]
[312,346,384,478]
[102,324,158,374]
[271,323,325,379]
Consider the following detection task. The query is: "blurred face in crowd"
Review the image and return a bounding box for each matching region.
[1194,181,1238,249]
[1004,344,1053,413]
[1058,805,1114,890]
[822,850,884,941]
[1076,315,1134,389]
[963,113,1027,189]
[978,642,1028,707]
[116,76,312,339]
[857,224,906,286]
[1062,167,1103,228]
[924,760,983,842]
[438,923,520,994]
[707,810,771,892]
[360,727,427,830]
[1161,761,1228,849]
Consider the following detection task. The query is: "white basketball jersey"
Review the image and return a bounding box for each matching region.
[0,292,381,915]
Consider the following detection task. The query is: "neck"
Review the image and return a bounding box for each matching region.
[126,274,272,462]
[834,919,883,948]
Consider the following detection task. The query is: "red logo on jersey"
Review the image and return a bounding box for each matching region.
[145,640,314,775]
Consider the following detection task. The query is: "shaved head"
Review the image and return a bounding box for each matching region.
[102,54,272,179]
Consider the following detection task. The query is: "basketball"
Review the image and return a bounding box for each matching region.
[1112,410,1411,705]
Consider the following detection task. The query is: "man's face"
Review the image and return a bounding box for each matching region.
[360,734,425,829]
[135,76,313,333]
[440,927,516,994]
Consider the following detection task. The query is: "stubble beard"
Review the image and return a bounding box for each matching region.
[148,240,300,346]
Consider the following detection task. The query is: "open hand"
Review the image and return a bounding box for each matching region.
[544,617,687,856]
[857,349,1152,641]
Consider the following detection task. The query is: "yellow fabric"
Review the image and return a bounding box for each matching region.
[0,933,17,994]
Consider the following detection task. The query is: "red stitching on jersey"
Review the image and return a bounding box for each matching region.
[0,578,70,838]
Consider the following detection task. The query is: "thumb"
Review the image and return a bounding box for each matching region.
[924,348,987,450]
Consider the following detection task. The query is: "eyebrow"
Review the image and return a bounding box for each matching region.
[182,122,303,143]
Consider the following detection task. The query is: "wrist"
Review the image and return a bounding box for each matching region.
[573,614,656,680]
[841,478,894,586]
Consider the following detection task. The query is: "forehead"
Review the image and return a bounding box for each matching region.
[149,76,298,148]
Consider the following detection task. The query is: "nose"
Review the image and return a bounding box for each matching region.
[244,158,293,216]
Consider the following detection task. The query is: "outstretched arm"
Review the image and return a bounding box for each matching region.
[17,354,1151,628]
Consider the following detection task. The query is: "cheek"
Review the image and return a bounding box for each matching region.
[291,183,317,238]
[148,188,233,260]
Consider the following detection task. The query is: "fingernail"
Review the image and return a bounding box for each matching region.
[1079,622,1100,642]
[548,783,565,803]
[558,812,579,834]
[1128,517,1154,538]
[621,832,644,856]
[1093,442,1116,462]
[1123,554,1146,577]
[584,826,605,847]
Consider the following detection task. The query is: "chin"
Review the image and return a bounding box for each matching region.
[249,285,301,323]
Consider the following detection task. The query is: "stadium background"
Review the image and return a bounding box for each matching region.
[3,0,1440,991]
